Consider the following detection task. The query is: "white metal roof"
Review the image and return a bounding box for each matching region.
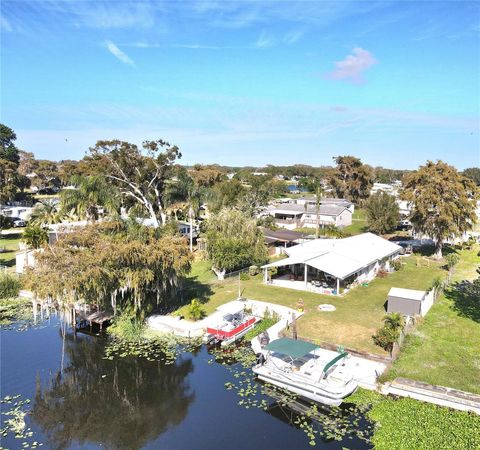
[388,287,426,301]
[262,233,402,280]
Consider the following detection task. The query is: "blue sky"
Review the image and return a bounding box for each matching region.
[1,0,479,169]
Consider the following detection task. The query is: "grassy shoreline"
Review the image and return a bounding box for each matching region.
[177,252,445,355]
[383,246,480,393]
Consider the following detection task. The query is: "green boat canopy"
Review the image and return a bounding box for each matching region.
[264,338,319,359]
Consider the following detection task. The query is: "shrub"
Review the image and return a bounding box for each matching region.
[391,259,402,271]
[372,313,404,353]
[240,272,250,281]
[186,299,206,321]
[0,216,14,229]
[108,310,145,342]
[268,267,278,278]
[429,276,444,294]
[444,253,460,270]
[0,273,21,299]
[248,265,259,276]
[377,269,388,278]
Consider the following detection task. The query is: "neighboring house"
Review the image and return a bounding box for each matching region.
[396,200,412,217]
[177,221,199,239]
[0,205,34,221]
[265,203,353,230]
[261,228,310,255]
[261,232,402,295]
[282,197,355,214]
[370,182,396,196]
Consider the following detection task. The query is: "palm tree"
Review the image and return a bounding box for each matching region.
[22,224,48,249]
[383,312,404,331]
[29,200,63,226]
[60,176,120,222]
[299,176,325,238]
[164,172,202,251]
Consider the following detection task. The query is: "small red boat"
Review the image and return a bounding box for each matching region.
[203,306,258,346]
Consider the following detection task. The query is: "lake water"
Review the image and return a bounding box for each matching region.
[287,185,308,193]
[1,317,373,449]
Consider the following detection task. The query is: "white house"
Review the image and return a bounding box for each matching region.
[261,233,402,295]
[177,221,199,239]
[0,205,34,221]
[265,203,353,230]
[292,197,354,213]
[396,200,412,217]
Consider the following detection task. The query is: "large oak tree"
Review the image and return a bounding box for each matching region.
[329,155,373,204]
[402,161,478,259]
[89,139,181,228]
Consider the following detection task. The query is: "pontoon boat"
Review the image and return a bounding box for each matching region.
[253,338,357,406]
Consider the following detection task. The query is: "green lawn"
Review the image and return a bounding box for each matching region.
[177,254,444,354]
[384,246,480,393]
[344,208,369,235]
[0,233,22,269]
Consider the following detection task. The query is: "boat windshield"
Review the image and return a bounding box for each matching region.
[271,352,317,368]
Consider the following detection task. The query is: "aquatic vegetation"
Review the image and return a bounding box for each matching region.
[349,388,480,450]
[0,395,43,449]
[211,345,375,447]
[0,298,33,329]
[104,333,202,364]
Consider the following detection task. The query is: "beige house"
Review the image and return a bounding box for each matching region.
[265,204,352,230]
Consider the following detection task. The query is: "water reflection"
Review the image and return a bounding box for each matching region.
[31,331,194,450]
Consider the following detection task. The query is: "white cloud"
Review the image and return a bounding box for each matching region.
[326,47,378,84]
[104,40,135,66]
[254,30,275,48]
[283,29,304,44]
[0,15,13,32]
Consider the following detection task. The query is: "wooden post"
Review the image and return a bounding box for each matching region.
[336,278,340,295]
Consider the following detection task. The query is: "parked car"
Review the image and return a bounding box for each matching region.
[13,218,26,228]
[397,219,412,231]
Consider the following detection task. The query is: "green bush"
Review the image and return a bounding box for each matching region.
[268,267,278,278]
[372,313,404,352]
[429,276,444,293]
[108,310,145,342]
[391,259,402,271]
[444,253,460,270]
[186,299,206,321]
[0,273,21,299]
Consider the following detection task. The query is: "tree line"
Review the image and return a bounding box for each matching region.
[2,123,478,320]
